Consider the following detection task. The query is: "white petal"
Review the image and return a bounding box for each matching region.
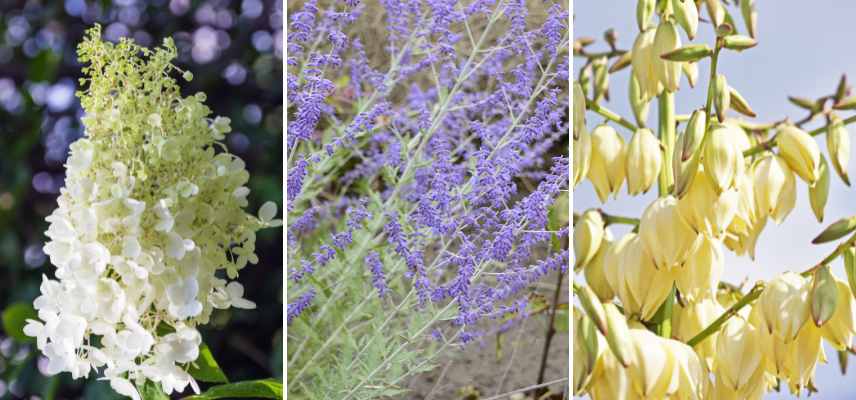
[259,201,278,222]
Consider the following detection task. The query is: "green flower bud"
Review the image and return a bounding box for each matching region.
[722,35,758,51]
[740,0,758,37]
[705,0,726,27]
[811,265,839,326]
[714,73,730,122]
[809,156,830,223]
[660,44,712,62]
[827,115,851,186]
[637,0,656,31]
[729,86,757,118]
[629,75,650,126]
[673,0,700,39]
[592,56,609,102]
[812,216,856,244]
[603,303,634,367]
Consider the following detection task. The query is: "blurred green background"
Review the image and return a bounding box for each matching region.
[0,0,283,398]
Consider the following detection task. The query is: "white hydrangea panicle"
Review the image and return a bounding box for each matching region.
[24,25,281,399]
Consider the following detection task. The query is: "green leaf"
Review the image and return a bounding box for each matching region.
[554,309,570,333]
[188,344,228,383]
[2,302,37,342]
[183,379,283,400]
[138,381,169,400]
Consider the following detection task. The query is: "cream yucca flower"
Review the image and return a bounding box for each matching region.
[631,28,662,101]
[663,338,710,400]
[574,209,605,270]
[573,308,601,395]
[702,123,746,193]
[588,337,633,400]
[625,128,662,195]
[640,196,700,270]
[677,165,739,238]
[626,329,677,398]
[754,313,824,395]
[584,230,615,301]
[675,235,724,303]
[820,277,856,350]
[24,26,280,399]
[753,154,797,223]
[827,114,851,185]
[653,20,682,92]
[713,316,767,400]
[672,297,724,368]
[573,83,591,187]
[755,272,811,341]
[610,233,677,320]
[588,124,627,202]
[776,124,821,184]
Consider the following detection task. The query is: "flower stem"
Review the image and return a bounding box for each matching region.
[658,91,676,196]
[536,270,566,388]
[687,282,765,347]
[743,114,856,157]
[801,231,856,276]
[586,100,639,132]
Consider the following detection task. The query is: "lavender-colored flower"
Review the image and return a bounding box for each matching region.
[365,251,388,298]
[287,288,316,325]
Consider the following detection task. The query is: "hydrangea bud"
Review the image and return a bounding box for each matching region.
[776,124,821,184]
[756,272,811,341]
[574,209,605,270]
[640,196,700,270]
[653,21,682,92]
[585,232,615,301]
[675,235,724,303]
[702,123,745,193]
[714,316,767,399]
[809,156,830,222]
[626,128,662,195]
[631,28,662,101]
[677,166,739,238]
[673,0,700,39]
[820,277,856,350]
[827,114,851,185]
[615,233,678,320]
[588,124,627,202]
[672,297,724,368]
[753,154,797,223]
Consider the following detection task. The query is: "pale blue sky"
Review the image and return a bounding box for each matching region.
[574,1,856,398]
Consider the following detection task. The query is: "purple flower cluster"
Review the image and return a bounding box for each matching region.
[287,0,569,348]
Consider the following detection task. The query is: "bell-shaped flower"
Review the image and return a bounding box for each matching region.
[640,196,700,270]
[820,277,856,350]
[714,316,767,399]
[756,272,811,341]
[777,124,821,184]
[588,124,627,202]
[675,236,724,303]
[625,128,662,195]
[574,209,605,270]
[753,154,797,224]
[631,28,662,101]
[677,165,739,238]
[672,297,724,368]
[653,21,682,92]
[614,233,678,320]
[703,123,746,193]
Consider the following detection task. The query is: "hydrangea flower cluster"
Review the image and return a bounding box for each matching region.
[287,0,568,397]
[24,25,281,399]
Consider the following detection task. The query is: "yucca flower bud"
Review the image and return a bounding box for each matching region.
[673,110,707,198]
[592,56,609,102]
[811,265,838,327]
[573,82,586,138]
[675,235,724,303]
[629,75,650,126]
[711,77,728,121]
[626,128,662,195]
[640,196,700,270]
[602,302,634,367]
[573,309,600,394]
[627,329,677,398]
[820,276,856,350]
[573,126,591,188]
[714,316,767,399]
[705,0,726,27]
[756,272,811,341]
[753,154,797,223]
[740,0,758,38]
[827,114,851,185]
[677,166,739,238]
[637,0,656,31]
[584,232,615,301]
[809,156,830,222]
[588,124,627,202]
[673,297,724,368]
[574,209,604,270]
[776,124,821,184]
[611,233,677,320]
[703,123,745,193]
[674,0,700,39]
[683,61,699,88]
[663,338,711,400]
[653,21,682,92]
[631,28,662,101]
